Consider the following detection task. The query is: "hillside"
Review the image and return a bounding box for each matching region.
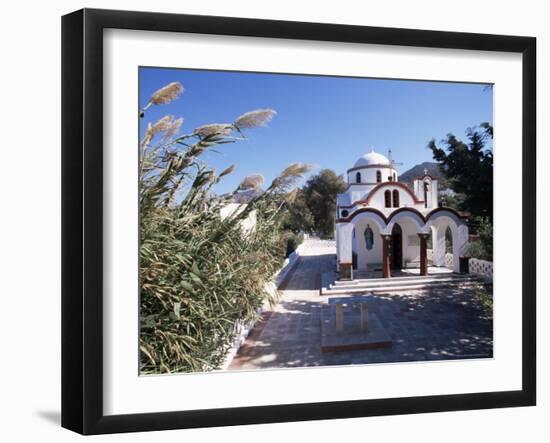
[399,161,447,188]
[220,187,264,203]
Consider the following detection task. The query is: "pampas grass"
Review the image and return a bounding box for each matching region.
[219,164,236,178]
[139,80,311,374]
[143,115,184,142]
[193,123,234,138]
[234,109,277,129]
[140,82,184,117]
[150,81,184,105]
[271,162,313,189]
[239,174,264,191]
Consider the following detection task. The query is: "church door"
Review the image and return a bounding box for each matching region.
[391,224,403,270]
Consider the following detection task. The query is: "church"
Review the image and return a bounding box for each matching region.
[335,150,470,280]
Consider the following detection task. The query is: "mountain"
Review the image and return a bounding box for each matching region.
[399,162,447,188]
[220,187,264,203]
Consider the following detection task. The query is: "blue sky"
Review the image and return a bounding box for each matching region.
[139,67,493,195]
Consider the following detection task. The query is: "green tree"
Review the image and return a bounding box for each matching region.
[302,169,347,237]
[468,216,493,260]
[476,216,493,258]
[282,188,314,233]
[428,123,493,220]
[439,192,466,212]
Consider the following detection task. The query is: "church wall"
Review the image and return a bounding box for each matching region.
[367,184,417,210]
[347,184,375,203]
[220,203,257,236]
[338,209,468,275]
[431,180,439,207]
[336,222,354,264]
[347,166,396,185]
[399,218,422,265]
[351,217,427,270]
[412,177,439,209]
[353,219,383,270]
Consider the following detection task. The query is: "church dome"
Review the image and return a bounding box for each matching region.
[353,150,391,168]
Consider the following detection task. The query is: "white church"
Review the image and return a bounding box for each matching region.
[335,150,470,280]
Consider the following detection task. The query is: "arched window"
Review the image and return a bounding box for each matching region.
[355,172,361,183]
[384,190,391,208]
[445,226,453,254]
[424,181,430,208]
[364,225,374,250]
[393,172,396,181]
[376,170,382,183]
[392,189,400,207]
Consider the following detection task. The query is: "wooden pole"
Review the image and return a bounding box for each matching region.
[382,234,391,278]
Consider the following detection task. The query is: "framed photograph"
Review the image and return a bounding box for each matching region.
[62,8,536,435]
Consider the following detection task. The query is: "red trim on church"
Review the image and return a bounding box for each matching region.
[363,182,424,205]
[339,181,423,208]
[336,206,469,224]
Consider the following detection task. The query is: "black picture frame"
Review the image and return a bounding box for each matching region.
[62,8,536,435]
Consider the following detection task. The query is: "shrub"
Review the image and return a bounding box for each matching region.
[474,282,493,313]
[468,240,486,260]
[468,216,493,261]
[283,231,304,257]
[139,82,310,374]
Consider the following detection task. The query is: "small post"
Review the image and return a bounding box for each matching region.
[339,262,353,281]
[360,304,369,330]
[335,304,344,332]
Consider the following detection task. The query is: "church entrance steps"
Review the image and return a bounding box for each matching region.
[332,271,459,286]
[321,272,484,295]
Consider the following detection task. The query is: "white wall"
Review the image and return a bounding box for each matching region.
[347,183,377,203]
[367,184,419,213]
[220,203,257,235]
[413,177,438,208]
[336,222,354,263]
[0,1,546,443]
[347,166,396,184]
[353,219,383,270]
[401,219,422,264]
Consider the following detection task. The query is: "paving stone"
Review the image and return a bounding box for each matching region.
[227,239,493,371]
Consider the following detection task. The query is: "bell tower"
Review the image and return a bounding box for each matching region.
[413,169,438,209]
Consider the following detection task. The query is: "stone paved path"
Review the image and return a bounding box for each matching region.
[228,239,493,370]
